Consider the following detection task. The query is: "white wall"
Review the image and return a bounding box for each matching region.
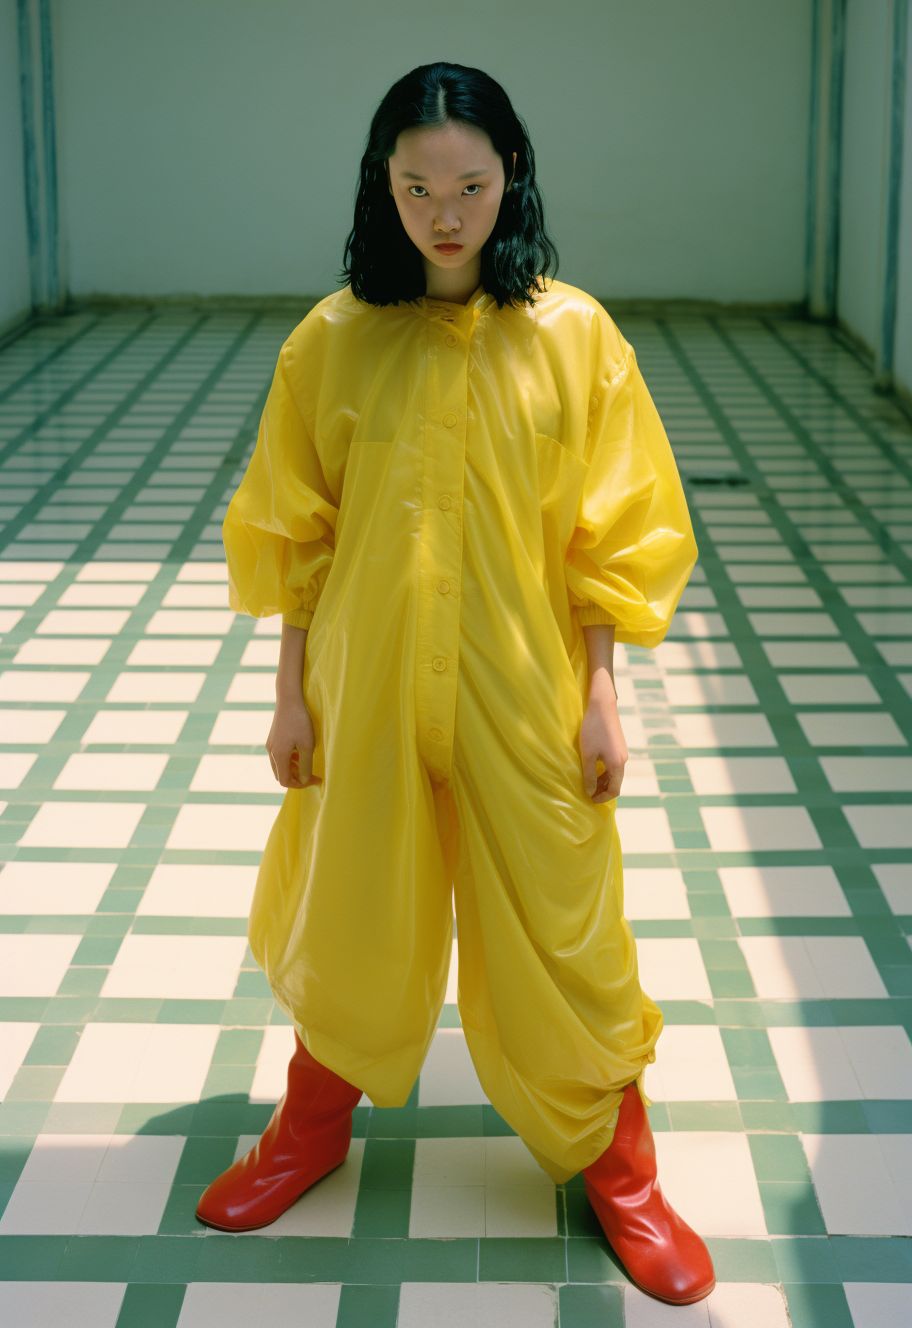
[8,0,911,401]
[0,0,32,333]
[53,0,812,304]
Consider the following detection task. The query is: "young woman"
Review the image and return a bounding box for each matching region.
[196,61,713,1308]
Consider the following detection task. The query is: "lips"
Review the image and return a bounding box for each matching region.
[434,244,463,250]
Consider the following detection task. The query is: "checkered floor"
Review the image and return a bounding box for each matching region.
[1,306,910,1327]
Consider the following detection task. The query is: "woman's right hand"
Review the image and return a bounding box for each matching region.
[266,697,319,788]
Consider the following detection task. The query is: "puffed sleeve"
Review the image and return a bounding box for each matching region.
[565,338,698,649]
[222,337,337,630]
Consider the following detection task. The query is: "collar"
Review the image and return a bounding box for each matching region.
[417,281,495,325]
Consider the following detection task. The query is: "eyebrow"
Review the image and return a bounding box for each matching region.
[398,169,491,181]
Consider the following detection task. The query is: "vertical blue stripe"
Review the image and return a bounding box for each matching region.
[16,0,42,308]
[824,0,846,318]
[38,0,59,308]
[880,0,909,378]
[805,0,821,311]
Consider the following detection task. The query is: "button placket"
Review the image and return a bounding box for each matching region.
[413,308,475,782]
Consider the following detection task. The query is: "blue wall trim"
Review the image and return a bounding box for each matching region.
[17,0,42,309]
[824,0,845,318]
[39,0,59,307]
[805,0,820,310]
[881,0,909,378]
[15,0,59,311]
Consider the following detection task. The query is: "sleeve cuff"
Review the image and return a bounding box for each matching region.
[576,603,618,627]
[282,607,315,629]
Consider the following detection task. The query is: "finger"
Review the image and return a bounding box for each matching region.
[592,768,624,802]
[272,750,294,786]
[580,750,597,796]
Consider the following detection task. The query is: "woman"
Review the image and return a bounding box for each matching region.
[196,60,713,1308]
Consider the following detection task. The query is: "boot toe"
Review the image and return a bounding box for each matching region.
[195,1148,349,1231]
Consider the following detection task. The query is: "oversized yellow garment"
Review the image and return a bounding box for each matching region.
[223,276,697,1183]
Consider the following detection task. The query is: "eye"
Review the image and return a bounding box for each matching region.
[407,184,482,198]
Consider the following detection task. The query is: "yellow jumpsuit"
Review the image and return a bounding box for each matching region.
[222,276,698,1185]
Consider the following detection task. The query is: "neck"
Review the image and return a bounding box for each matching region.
[423,256,482,303]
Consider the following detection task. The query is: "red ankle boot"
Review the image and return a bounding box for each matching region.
[582,1080,715,1305]
[195,1030,363,1232]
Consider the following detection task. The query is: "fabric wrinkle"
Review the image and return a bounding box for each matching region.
[222,275,695,1182]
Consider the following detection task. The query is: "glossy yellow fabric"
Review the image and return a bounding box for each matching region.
[222,276,698,1183]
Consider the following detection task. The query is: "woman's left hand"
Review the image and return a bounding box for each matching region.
[579,672,628,802]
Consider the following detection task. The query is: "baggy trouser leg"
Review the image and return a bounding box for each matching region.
[246,710,456,1111]
[448,664,663,1186]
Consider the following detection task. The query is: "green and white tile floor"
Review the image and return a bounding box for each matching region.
[0,306,911,1328]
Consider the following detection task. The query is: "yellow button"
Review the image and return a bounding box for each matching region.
[428,727,443,741]
[437,579,450,594]
[438,495,452,510]
[432,657,447,672]
[445,335,458,347]
[443,413,457,428]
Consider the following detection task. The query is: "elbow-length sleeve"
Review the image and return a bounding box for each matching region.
[565,339,698,649]
[222,337,338,630]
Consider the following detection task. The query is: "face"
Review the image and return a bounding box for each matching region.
[387,121,516,289]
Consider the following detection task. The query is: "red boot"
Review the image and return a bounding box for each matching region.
[582,1080,715,1305]
[195,1030,363,1231]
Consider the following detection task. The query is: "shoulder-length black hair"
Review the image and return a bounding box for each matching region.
[337,61,559,310]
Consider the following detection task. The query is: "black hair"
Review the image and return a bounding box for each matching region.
[337,61,559,310]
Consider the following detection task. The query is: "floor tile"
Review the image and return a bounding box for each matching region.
[3,310,911,1325]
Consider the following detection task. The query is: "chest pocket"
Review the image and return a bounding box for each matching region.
[534,432,589,557]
